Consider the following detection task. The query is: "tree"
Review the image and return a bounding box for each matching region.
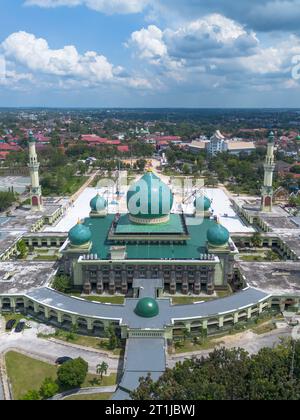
[21,390,41,400]
[136,159,147,172]
[132,341,300,400]
[96,361,109,379]
[105,325,119,350]
[39,377,59,399]
[182,163,191,175]
[52,275,72,293]
[251,232,263,248]
[0,191,16,211]
[17,239,28,259]
[57,357,88,389]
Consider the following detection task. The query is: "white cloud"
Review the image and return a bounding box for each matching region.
[2,31,115,82]
[128,14,300,92]
[24,0,150,14]
[130,25,167,62]
[1,31,155,92]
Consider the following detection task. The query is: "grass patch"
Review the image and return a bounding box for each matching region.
[5,351,117,400]
[170,339,221,354]
[82,296,125,305]
[40,329,124,356]
[251,322,276,335]
[5,351,57,400]
[84,373,117,388]
[34,255,59,261]
[171,290,232,305]
[64,393,113,401]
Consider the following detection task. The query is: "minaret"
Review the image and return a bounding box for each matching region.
[261,131,276,212]
[28,131,43,211]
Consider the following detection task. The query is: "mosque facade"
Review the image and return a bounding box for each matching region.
[61,171,237,296]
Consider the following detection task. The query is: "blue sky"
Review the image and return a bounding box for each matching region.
[0,0,300,107]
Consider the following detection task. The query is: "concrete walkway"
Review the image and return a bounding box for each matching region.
[50,385,117,400]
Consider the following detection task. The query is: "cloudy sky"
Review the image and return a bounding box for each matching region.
[0,0,300,107]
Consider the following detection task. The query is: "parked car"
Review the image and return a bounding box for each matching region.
[5,319,16,331]
[55,356,73,365]
[14,322,25,333]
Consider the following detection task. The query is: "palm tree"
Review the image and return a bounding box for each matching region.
[96,361,109,379]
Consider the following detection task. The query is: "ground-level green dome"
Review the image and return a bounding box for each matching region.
[68,221,92,246]
[207,222,230,247]
[194,195,211,212]
[127,171,173,223]
[90,194,107,212]
[134,297,159,318]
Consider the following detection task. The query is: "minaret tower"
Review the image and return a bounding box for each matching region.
[28,131,43,211]
[261,131,276,212]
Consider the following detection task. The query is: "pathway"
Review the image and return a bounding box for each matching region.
[50,385,117,400]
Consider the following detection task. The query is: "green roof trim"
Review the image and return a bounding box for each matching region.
[115,214,185,235]
[84,215,217,260]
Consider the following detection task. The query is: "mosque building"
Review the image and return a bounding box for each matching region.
[61,170,237,296]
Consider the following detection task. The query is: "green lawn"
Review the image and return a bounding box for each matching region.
[171,290,232,305]
[5,351,57,400]
[5,351,117,400]
[64,393,113,400]
[34,255,59,261]
[82,296,125,304]
[42,329,124,356]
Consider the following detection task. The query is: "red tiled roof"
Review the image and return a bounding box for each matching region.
[0,151,9,159]
[82,135,121,145]
[0,143,22,151]
[117,145,129,153]
[154,136,182,142]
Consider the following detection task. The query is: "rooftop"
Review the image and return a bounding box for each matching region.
[84,214,221,260]
[0,261,56,294]
[239,262,300,296]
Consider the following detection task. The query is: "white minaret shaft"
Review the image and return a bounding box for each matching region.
[28,132,43,211]
[261,132,276,213]
[263,141,275,186]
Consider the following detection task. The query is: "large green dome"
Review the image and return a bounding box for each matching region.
[194,195,211,212]
[134,297,159,318]
[90,194,107,212]
[127,171,174,223]
[68,221,92,246]
[207,222,230,247]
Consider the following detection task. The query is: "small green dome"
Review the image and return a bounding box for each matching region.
[134,297,159,318]
[268,131,275,143]
[296,135,300,141]
[68,221,92,246]
[207,222,230,247]
[28,131,36,143]
[127,171,173,222]
[90,194,107,212]
[194,195,211,212]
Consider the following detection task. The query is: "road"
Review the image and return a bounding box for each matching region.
[168,327,292,367]
[0,328,120,375]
